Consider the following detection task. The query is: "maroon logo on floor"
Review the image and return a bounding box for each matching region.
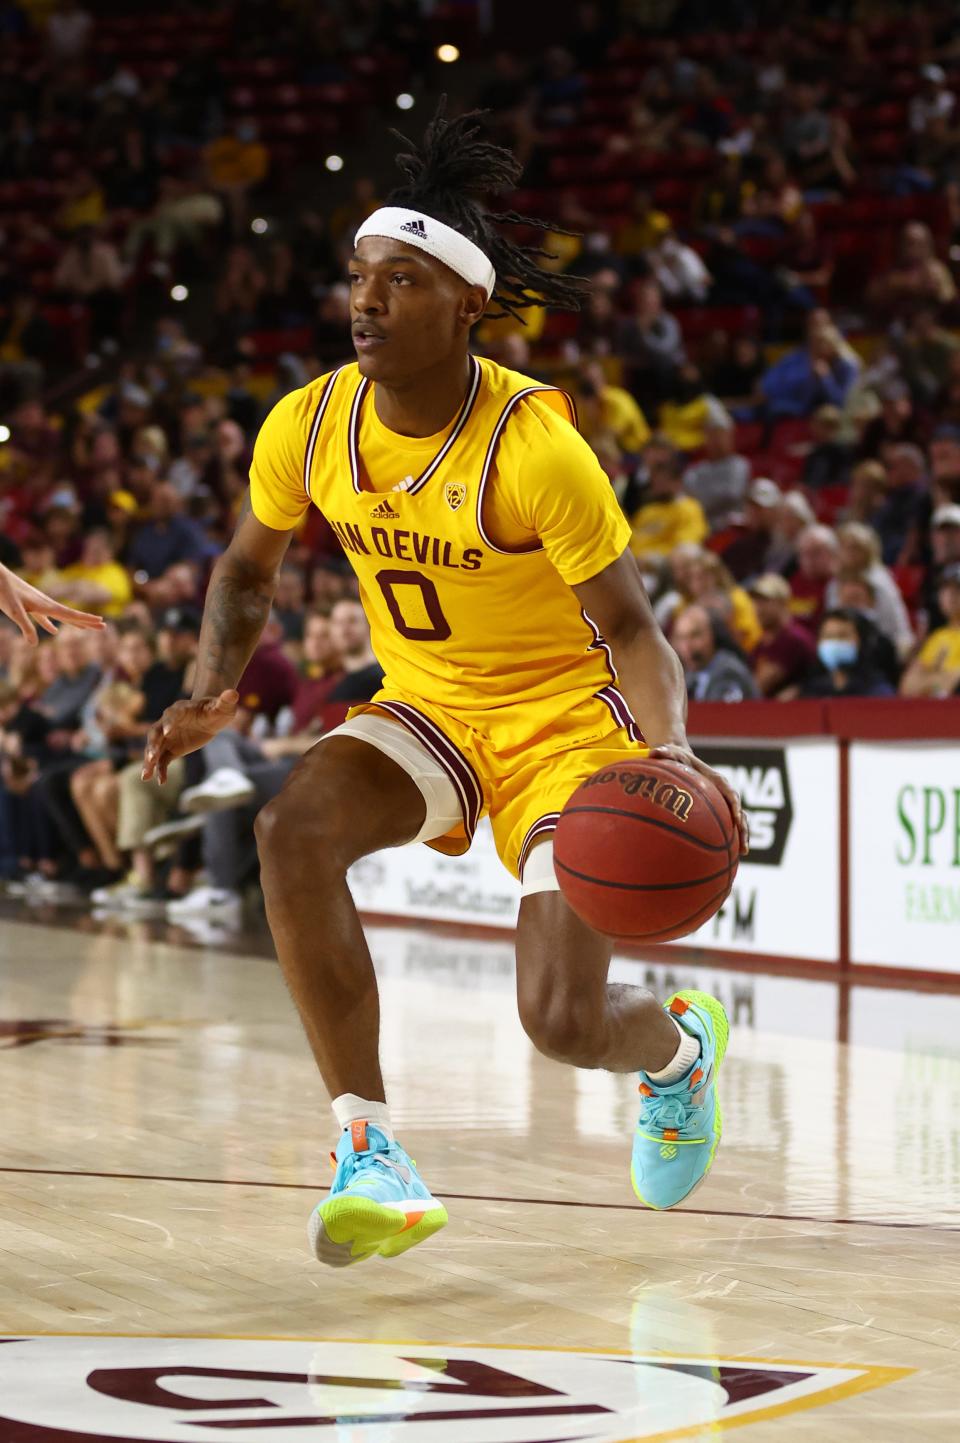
[0,1020,168,1050]
[0,1337,902,1440]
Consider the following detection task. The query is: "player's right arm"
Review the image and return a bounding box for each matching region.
[143,388,313,782]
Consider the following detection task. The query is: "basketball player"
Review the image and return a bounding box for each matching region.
[142,109,748,1267]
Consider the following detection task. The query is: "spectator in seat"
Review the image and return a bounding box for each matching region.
[869,221,956,322]
[920,503,960,630]
[800,608,894,698]
[286,610,346,735]
[721,477,782,582]
[909,65,956,138]
[46,0,93,62]
[748,573,817,697]
[856,383,919,461]
[672,604,759,702]
[702,331,764,406]
[626,438,708,561]
[802,404,852,491]
[652,542,704,632]
[57,529,132,619]
[658,366,730,453]
[204,119,270,238]
[89,608,198,909]
[778,208,834,306]
[163,603,380,920]
[842,459,887,529]
[235,613,299,733]
[790,523,839,633]
[322,597,384,709]
[648,228,712,304]
[780,84,855,191]
[683,413,751,530]
[52,227,124,350]
[832,571,901,689]
[677,549,761,654]
[273,566,307,645]
[127,483,209,581]
[825,522,913,659]
[65,624,173,882]
[873,443,927,567]
[617,278,685,398]
[759,309,860,421]
[901,563,960,697]
[576,360,650,459]
[894,307,959,405]
[614,189,671,260]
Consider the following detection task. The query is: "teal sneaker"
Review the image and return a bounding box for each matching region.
[631,990,729,1210]
[308,1120,448,1267]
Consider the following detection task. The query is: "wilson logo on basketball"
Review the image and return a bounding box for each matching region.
[585,768,694,823]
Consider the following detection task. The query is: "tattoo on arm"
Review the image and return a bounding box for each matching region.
[192,557,274,698]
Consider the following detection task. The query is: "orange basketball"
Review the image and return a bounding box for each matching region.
[553,757,739,942]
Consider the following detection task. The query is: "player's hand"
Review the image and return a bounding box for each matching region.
[0,564,106,644]
[141,691,239,784]
[650,743,749,857]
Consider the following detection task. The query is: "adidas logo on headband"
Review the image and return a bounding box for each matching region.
[355,207,496,295]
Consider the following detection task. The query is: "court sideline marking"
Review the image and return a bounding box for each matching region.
[0,1165,956,1233]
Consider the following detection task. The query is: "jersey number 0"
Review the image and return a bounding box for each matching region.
[375,569,452,642]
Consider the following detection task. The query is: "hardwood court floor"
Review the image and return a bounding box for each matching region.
[0,910,958,1441]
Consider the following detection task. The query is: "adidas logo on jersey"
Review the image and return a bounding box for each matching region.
[400,217,427,236]
[370,498,400,519]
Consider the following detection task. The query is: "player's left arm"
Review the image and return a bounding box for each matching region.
[574,552,748,853]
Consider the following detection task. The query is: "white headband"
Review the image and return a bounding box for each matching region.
[354,206,496,297]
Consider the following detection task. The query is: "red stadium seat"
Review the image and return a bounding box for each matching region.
[891,564,924,610]
[674,305,760,343]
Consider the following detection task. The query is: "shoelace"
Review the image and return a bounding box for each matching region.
[329,1145,408,1191]
[639,1092,695,1136]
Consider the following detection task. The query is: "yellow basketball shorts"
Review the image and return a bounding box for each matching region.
[340,685,648,884]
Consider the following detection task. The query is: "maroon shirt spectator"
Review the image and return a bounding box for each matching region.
[720,478,782,582]
[789,523,840,634]
[748,574,817,696]
[290,612,345,734]
[238,616,299,725]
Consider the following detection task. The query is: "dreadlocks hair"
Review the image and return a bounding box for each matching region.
[387,101,589,324]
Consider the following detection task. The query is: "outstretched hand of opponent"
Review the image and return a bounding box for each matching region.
[141,691,239,784]
[0,562,106,643]
[650,742,750,857]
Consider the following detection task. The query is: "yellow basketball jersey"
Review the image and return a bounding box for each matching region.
[249,356,632,749]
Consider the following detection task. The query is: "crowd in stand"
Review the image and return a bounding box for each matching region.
[2,1,960,927]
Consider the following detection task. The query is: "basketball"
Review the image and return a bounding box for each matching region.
[553,758,739,943]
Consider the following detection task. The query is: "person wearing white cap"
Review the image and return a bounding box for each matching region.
[901,562,960,697]
[142,104,746,1268]
[921,503,960,627]
[910,65,954,136]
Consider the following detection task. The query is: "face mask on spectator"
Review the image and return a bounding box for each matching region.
[818,638,858,670]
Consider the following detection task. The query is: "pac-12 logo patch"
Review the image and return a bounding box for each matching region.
[444,480,467,512]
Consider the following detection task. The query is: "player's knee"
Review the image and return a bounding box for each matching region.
[255,778,352,881]
[518,979,599,1062]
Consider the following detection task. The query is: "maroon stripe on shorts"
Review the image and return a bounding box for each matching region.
[375,701,484,840]
[518,812,562,880]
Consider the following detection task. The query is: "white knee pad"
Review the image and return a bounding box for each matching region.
[323,713,463,843]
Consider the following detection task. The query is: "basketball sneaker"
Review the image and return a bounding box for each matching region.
[308,1120,448,1267]
[631,990,729,1211]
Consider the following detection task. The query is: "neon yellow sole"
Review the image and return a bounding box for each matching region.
[310,1194,448,1266]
